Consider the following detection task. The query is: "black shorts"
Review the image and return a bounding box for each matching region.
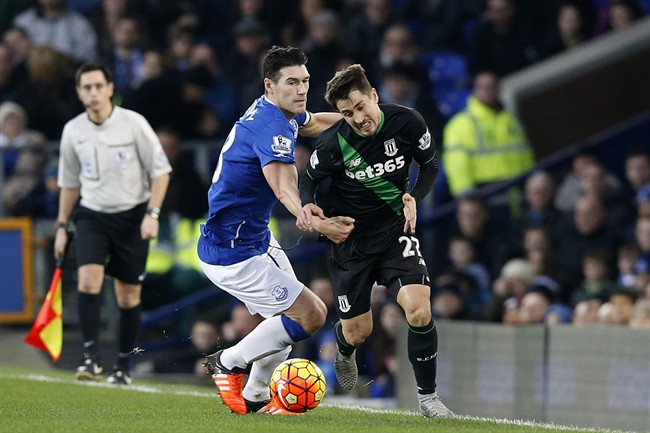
[326,227,430,319]
[73,203,149,285]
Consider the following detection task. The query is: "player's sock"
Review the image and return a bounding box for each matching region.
[243,347,291,403]
[221,315,304,370]
[78,292,102,356]
[334,320,356,356]
[117,304,141,371]
[407,319,438,395]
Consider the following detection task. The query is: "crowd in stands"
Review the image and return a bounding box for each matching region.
[1,0,649,395]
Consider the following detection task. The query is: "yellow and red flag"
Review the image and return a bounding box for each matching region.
[24,267,64,361]
[25,233,72,362]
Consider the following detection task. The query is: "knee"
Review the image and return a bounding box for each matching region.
[404,304,432,327]
[344,325,373,347]
[78,277,101,294]
[301,299,327,335]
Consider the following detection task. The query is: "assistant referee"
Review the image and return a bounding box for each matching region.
[54,63,171,385]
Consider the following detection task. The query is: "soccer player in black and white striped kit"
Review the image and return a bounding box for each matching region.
[54,63,171,385]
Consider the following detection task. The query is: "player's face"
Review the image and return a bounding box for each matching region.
[336,88,382,137]
[266,65,310,118]
[76,70,114,114]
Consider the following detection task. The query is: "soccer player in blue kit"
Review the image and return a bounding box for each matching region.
[200,46,354,415]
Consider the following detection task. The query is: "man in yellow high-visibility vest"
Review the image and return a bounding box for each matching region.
[442,71,534,197]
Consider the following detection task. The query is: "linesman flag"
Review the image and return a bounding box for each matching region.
[25,232,73,361]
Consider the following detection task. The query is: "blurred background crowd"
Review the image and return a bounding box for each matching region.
[1,0,649,397]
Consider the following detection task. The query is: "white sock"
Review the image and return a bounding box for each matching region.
[221,316,293,370]
[242,347,291,403]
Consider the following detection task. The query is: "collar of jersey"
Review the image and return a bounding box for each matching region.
[352,110,385,138]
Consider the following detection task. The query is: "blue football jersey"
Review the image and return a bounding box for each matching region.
[198,96,309,265]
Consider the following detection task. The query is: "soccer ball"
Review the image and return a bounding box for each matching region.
[270,358,326,413]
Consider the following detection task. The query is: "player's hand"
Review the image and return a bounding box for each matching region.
[141,215,159,240]
[402,193,417,234]
[297,203,326,232]
[321,216,355,244]
[53,228,68,260]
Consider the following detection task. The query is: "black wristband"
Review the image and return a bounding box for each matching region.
[146,207,161,220]
[56,221,69,230]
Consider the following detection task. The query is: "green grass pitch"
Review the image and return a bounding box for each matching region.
[0,366,634,433]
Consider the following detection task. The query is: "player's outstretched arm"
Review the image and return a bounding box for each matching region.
[299,112,342,137]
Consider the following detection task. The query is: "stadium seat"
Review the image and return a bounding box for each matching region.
[420,52,471,118]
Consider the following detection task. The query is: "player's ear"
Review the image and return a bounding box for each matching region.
[264,77,273,95]
[371,88,379,103]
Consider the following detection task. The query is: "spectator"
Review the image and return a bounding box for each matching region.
[637,184,650,218]
[281,0,327,48]
[346,0,394,68]
[466,0,537,77]
[446,234,491,302]
[570,248,616,306]
[0,43,27,102]
[540,2,590,59]
[377,62,445,147]
[595,0,645,35]
[485,258,535,322]
[11,161,60,219]
[432,281,469,320]
[177,65,220,139]
[220,303,264,348]
[104,17,146,95]
[406,0,464,53]
[554,152,622,213]
[516,170,563,238]
[12,0,98,63]
[572,298,603,325]
[90,0,143,62]
[11,45,81,138]
[121,50,183,132]
[517,286,553,324]
[302,10,345,113]
[617,243,641,289]
[442,71,534,198]
[187,43,238,133]
[623,149,650,211]
[446,194,515,278]
[0,101,47,215]
[555,194,620,287]
[140,128,208,313]
[628,300,650,328]
[634,216,650,274]
[373,24,431,93]
[224,17,270,114]
[153,317,221,378]
[368,299,402,397]
[578,159,634,231]
[3,26,33,70]
[606,289,637,325]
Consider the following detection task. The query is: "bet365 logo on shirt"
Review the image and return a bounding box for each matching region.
[345,155,405,180]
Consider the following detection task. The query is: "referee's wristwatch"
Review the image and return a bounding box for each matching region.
[146,207,161,220]
[56,221,69,231]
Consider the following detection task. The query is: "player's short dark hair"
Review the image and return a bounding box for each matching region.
[325,64,372,109]
[263,46,308,83]
[75,62,113,86]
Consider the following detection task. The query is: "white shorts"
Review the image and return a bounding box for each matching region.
[199,235,304,318]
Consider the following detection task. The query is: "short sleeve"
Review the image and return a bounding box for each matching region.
[409,109,437,165]
[58,122,81,188]
[253,120,296,168]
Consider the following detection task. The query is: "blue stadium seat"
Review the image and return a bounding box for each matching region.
[420,52,471,118]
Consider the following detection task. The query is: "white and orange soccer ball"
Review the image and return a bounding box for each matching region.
[269,358,327,413]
